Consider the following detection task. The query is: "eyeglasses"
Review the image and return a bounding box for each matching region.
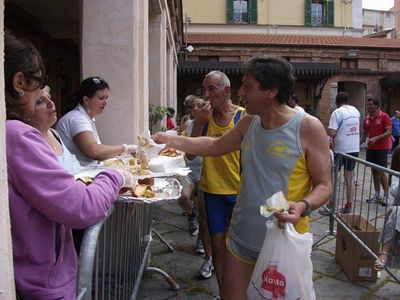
[24,73,47,89]
[92,77,105,85]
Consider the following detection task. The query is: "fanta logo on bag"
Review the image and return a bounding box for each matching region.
[263,276,285,287]
[261,265,286,296]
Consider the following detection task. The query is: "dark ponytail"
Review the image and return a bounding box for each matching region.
[64,76,109,113]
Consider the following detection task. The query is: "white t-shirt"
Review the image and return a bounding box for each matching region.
[294,105,305,113]
[329,104,360,153]
[50,128,82,173]
[56,104,101,166]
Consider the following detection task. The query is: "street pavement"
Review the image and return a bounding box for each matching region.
[138,151,400,299]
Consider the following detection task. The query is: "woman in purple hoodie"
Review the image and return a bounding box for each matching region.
[5,31,133,299]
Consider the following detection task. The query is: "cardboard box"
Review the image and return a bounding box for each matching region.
[335,214,380,282]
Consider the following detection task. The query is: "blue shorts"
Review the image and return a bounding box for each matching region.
[204,192,236,234]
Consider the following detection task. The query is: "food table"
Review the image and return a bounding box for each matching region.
[75,160,187,299]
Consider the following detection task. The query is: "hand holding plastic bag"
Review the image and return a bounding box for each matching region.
[247,221,315,300]
[247,192,315,300]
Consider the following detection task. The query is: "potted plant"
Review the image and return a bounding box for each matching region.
[149,104,168,133]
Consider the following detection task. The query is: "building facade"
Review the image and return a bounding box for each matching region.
[179,0,400,126]
[363,7,395,37]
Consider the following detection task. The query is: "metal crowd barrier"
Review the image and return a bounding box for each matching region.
[76,199,179,300]
[315,152,400,284]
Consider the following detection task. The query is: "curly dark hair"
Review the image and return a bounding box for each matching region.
[391,146,400,172]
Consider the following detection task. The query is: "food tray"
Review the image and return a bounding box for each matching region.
[73,166,191,179]
[117,177,182,204]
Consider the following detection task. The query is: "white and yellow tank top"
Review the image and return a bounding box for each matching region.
[199,106,245,194]
[228,111,311,252]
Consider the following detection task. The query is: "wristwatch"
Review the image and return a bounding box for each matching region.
[300,199,312,217]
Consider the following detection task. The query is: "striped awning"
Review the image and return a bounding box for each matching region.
[179,60,339,76]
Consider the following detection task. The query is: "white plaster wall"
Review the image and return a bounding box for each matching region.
[149,10,167,107]
[0,0,16,296]
[81,0,148,144]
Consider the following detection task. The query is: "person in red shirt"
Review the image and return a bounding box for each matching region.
[361,98,392,205]
[166,107,176,130]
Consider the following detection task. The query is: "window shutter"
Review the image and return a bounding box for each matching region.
[305,0,311,26]
[325,0,334,27]
[227,0,234,24]
[249,0,257,24]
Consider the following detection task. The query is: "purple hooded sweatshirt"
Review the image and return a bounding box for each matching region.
[6,120,123,299]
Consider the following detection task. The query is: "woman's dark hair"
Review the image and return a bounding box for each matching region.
[64,76,109,113]
[167,107,175,117]
[391,146,400,173]
[4,30,46,120]
[289,95,299,103]
[389,145,400,186]
[241,57,295,104]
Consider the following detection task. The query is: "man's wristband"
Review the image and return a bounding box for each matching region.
[300,199,312,217]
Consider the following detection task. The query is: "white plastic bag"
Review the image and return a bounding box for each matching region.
[247,221,315,300]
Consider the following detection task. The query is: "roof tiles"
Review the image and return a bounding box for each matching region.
[187,33,400,49]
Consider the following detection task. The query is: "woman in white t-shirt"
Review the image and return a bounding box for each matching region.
[56,77,135,166]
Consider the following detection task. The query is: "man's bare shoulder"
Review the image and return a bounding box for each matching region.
[300,114,329,148]
[231,114,255,138]
[301,113,325,131]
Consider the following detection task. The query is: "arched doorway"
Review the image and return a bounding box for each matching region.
[337,80,366,121]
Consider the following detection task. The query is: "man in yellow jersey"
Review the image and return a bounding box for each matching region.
[153,57,331,299]
[187,70,245,289]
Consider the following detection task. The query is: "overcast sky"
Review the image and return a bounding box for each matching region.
[362,0,394,10]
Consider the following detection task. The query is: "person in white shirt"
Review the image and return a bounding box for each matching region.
[56,77,136,166]
[287,94,305,113]
[328,92,360,213]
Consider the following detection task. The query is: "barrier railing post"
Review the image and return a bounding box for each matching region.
[76,206,114,300]
[76,178,182,299]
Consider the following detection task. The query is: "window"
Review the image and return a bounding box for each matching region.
[311,0,323,26]
[234,0,248,23]
[305,0,334,27]
[227,0,257,24]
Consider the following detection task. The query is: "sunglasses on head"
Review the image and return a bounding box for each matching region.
[92,77,105,85]
[24,73,47,89]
